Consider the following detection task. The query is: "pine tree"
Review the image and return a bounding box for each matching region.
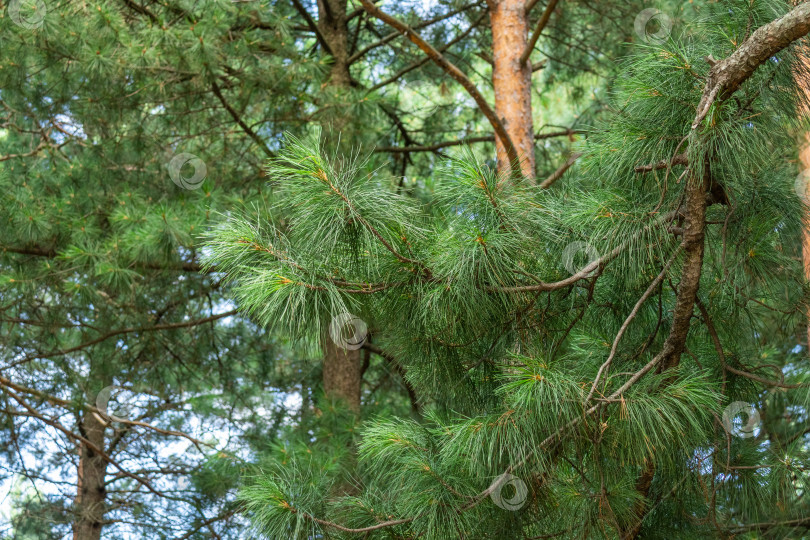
[0,1,320,537]
[207,2,810,538]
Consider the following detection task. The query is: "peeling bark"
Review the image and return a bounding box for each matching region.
[491,0,535,179]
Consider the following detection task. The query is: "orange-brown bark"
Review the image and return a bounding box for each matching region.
[801,136,810,348]
[795,37,810,348]
[491,0,535,179]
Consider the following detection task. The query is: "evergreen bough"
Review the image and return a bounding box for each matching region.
[206,2,810,537]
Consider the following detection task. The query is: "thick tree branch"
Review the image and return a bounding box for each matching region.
[692,2,810,129]
[634,152,689,173]
[362,342,420,414]
[6,309,238,365]
[366,9,487,93]
[624,6,810,536]
[119,0,158,23]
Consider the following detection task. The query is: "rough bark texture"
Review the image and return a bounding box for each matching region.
[659,165,710,371]
[625,6,810,536]
[693,2,810,129]
[318,0,351,87]
[322,327,362,412]
[315,0,362,412]
[72,410,108,540]
[491,0,535,179]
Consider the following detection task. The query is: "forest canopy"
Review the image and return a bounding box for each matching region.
[2,0,810,538]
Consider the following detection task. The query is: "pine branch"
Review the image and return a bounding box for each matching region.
[8,309,238,366]
[0,375,213,452]
[584,246,681,407]
[290,0,334,57]
[2,386,165,497]
[211,80,274,158]
[692,2,810,129]
[347,4,476,64]
[634,153,689,173]
[521,0,559,65]
[538,151,582,189]
[374,129,580,154]
[358,0,521,174]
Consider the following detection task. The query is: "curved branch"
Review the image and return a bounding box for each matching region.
[521,0,559,65]
[358,0,520,174]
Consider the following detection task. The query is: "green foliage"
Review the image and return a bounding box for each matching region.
[208,4,810,538]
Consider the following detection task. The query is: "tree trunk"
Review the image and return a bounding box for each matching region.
[318,0,351,87]
[491,0,535,179]
[316,0,362,412]
[795,37,810,347]
[800,135,810,347]
[72,409,108,540]
[321,327,362,413]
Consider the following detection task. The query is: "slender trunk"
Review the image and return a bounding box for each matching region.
[491,0,535,179]
[321,327,362,413]
[318,0,351,87]
[794,36,810,347]
[800,136,810,347]
[316,0,362,412]
[72,409,108,540]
